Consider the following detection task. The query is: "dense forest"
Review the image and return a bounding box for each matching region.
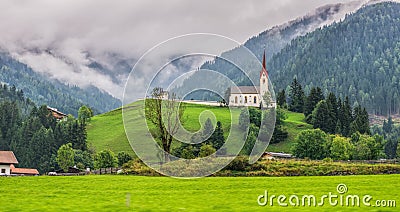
[0,83,35,116]
[183,2,400,117]
[0,86,90,173]
[270,2,400,116]
[0,53,121,116]
[181,2,350,101]
[278,78,391,160]
[372,116,400,159]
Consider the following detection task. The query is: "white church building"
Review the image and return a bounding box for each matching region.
[229,52,276,108]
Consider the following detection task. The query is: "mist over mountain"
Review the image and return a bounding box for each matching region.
[270,1,400,116]
[0,0,395,114]
[182,0,372,101]
[0,52,120,116]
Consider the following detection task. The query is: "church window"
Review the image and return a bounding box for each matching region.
[235,96,238,104]
[254,96,257,104]
[263,79,266,84]
[244,96,248,104]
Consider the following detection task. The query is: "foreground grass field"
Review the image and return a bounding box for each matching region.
[0,175,398,211]
[87,101,309,155]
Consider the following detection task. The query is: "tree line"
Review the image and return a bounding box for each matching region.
[0,101,88,173]
[0,85,132,173]
[279,78,370,137]
[371,116,400,159]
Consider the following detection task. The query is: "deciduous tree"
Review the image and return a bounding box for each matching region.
[57,143,75,172]
[145,88,186,162]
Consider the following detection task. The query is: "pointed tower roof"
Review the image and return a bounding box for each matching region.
[260,51,269,78]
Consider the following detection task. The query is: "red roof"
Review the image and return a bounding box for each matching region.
[260,51,269,78]
[0,151,18,164]
[47,106,67,120]
[10,164,39,175]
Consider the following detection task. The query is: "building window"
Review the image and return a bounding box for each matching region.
[244,96,248,103]
[1,169,5,174]
[254,96,257,104]
[235,96,238,104]
[263,79,266,84]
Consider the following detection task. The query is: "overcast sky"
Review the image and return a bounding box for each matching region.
[0,0,378,99]
[1,0,358,57]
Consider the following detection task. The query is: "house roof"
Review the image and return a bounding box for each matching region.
[230,86,260,94]
[47,106,67,119]
[0,151,18,164]
[264,152,292,158]
[10,164,39,175]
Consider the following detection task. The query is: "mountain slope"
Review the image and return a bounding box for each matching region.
[269,2,400,115]
[0,52,121,116]
[183,0,368,100]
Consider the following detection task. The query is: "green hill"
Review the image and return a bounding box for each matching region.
[87,102,311,155]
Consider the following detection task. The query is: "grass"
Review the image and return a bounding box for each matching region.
[87,102,310,156]
[87,101,242,156]
[267,110,312,153]
[87,106,134,156]
[0,175,398,211]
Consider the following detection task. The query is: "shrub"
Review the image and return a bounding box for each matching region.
[199,144,216,157]
[292,129,329,160]
[225,156,249,171]
[117,151,133,166]
[94,150,117,169]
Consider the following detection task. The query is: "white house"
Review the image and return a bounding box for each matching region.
[0,151,39,176]
[229,52,276,108]
[0,151,18,175]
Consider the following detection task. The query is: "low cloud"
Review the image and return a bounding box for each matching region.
[0,0,381,99]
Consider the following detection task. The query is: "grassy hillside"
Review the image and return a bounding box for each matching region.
[267,110,312,153]
[87,102,310,155]
[0,175,398,211]
[87,106,133,155]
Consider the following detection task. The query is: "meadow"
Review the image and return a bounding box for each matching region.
[0,175,398,211]
[87,101,309,155]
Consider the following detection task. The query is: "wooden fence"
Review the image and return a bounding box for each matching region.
[89,167,120,175]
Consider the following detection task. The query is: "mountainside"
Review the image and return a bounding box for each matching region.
[0,52,120,116]
[183,0,368,100]
[270,2,400,116]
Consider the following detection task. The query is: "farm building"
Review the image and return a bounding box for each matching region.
[0,151,39,176]
[263,152,293,159]
[47,106,67,120]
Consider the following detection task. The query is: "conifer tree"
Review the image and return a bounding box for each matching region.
[311,100,331,133]
[210,121,224,150]
[304,87,324,118]
[289,78,305,113]
[326,92,338,133]
[277,89,287,108]
[340,97,353,137]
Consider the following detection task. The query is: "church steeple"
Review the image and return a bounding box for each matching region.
[259,50,269,106]
[260,51,268,78]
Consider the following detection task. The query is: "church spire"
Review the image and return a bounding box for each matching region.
[262,50,266,70]
[260,50,268,77]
